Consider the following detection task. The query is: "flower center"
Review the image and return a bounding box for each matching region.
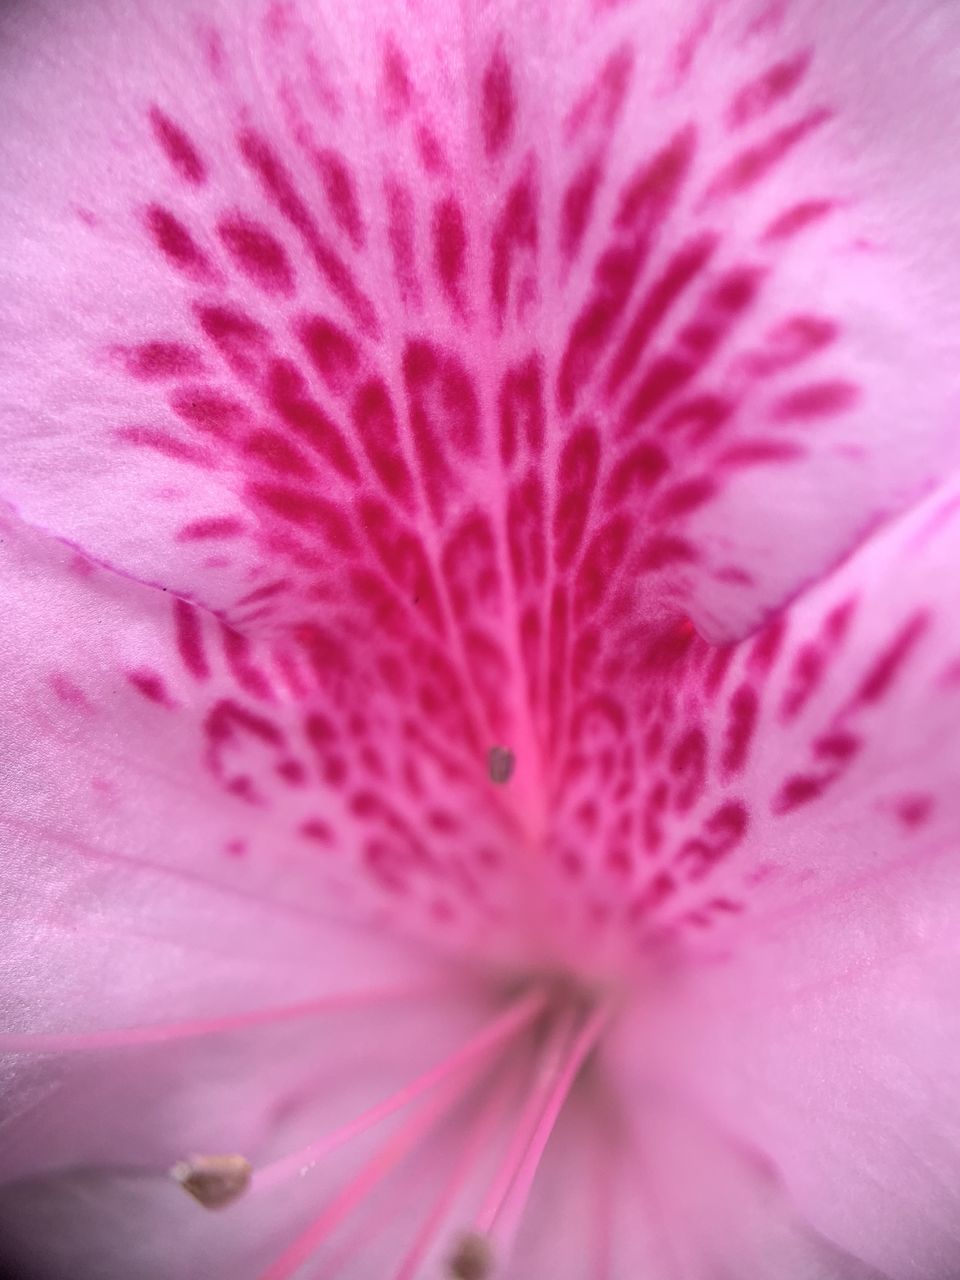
[180,975,614,1279]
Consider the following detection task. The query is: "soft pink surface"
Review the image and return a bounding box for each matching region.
[2,0,960,1276]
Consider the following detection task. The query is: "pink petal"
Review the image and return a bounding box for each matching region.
[545,476,960,964]
[595,480,960,1275]
[2,0,960,655]
[0,508,500,1214]
[667,851,960,1279]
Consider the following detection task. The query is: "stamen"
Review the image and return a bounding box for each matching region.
[254,988,548,1194]
[0,981,456,1054]
[391,1063,521,1280]
[487,1002,613,1254]
[473,1007,580,1233]
[171,1154,252,1209]
[257,1074,474,1280]
[447,1232,495,1280]
[591,1115,617,1280]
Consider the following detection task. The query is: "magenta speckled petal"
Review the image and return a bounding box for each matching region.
[3,1,960,1277]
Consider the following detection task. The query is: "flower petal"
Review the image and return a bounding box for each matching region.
[1,0,959,681]
[670,851,960,1279]
[593,480,960,1274]
[546,476,960,965]
[0,508,513,1232]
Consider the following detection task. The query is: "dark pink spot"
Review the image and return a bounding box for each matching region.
[385,178,421,309]
[196,305,270,382]
[749,616,786,674]
[763,199,835,242]
[403,340,480,518]
[118,426,213,466]
[352,378,414,509]
[704,644,736,696]
[244,429,314,477]
[853,611,929,707]
[252,485,356,551]
[312,148,365,248]
[269,358,359,480]
[894,794,933,829]
[660,394,734,443]
[638,536,698,572]
[604,442,669,505]
[417,125,448,176]
[743,313,838,377]
[121,341,204,380]
[780,641,824,719]
[171,386,249,439]
[491,169,538,325]
[145,204,215,280]
[301,818,335,845]
[620,266,762,436]
[127,669,175,707]
[381,36,412,118]
[560,158,602,267]
[617,125,697,232]
[498,355,544,466]
[722,683,758,774]
[482,42,515,158]
[298,315,360,395]
[813,729,860,763]
[359,497,444,632]
[557,246,644,415]
[217,213,294,294]
[629,869,675,921]
[605,233,717,399]
[565,44,634,141]
[433,196,468,312]
[674,801,748,880]
[238,129,378,335]
[669,725,707,811]
[222,625,272,699]
[771,380,859,421]
[50,675,90,709]
[773,773,826,812]
[149,106,207,184]
[655,476,716,518]
[555,424,601,568]
[443,511,502,619]
[177,516,244,541]
[720,439,805,467]
[703,109,832,203]
[574,516,631,616]
[727,50,811,129]
[507,471,546,591]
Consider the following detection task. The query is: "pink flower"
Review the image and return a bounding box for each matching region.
[2,0,960,1275]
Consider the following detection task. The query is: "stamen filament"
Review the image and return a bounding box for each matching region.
[0,981,458,1054]
[490,1002,613,1253]
[258,1074,470,1280]
[391,1062,521,1280]
[473,1008,580,1233]
[254,988,548,1194]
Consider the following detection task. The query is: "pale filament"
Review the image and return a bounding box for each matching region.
[488,1002,614,1255]
[473,1006,581,1234]
[390,1060,523,1280]
[253,987,548,1194]
[257,1071,475,1280]
[0,981,463,1054]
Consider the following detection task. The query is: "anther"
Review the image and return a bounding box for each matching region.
[171,1154,252,1209]
[447,1231,494,1280]
[487,746,515,785]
